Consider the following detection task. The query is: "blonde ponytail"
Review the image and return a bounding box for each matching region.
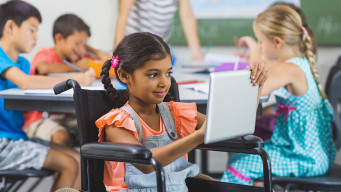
[301,31,327,100]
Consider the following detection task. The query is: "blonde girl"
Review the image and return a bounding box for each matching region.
[222,5,335,185]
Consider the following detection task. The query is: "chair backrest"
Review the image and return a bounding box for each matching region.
[326,56,341,95]
[327,70,341,149]
[169,76,180,102]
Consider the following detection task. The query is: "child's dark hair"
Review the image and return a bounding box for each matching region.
[101,32,173,108]
[52,14,91,42]
[0,0,42,38]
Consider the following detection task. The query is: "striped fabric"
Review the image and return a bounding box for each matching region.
[125,0,179,43]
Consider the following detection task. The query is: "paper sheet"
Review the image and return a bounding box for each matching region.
[204,53,239,66]
[24,85,104,95]
[179,82,209,94]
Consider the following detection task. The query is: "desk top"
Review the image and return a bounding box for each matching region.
[0,64,269,113]
[0,86,208,104]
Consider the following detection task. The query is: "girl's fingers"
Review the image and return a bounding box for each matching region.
[257,67,267,85]
[251,61,259,85]
[259,65,270,85]
[263,67,270,85]
[255,62,264,84]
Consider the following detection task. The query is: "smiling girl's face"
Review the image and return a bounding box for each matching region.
[124,54,173,105]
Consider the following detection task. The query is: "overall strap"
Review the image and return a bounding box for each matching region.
[157,103,177,140]
[120,106,143,141]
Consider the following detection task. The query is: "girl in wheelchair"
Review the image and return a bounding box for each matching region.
[96,32,268,191]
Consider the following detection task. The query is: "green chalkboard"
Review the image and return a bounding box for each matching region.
[169,0,341,45]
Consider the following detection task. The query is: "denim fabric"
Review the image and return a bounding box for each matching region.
[120,103,199,192]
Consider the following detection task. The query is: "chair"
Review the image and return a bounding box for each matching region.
[263,65,341,191]
[53,77,272,192]
[0,168,53,192]
[325,55,341,95]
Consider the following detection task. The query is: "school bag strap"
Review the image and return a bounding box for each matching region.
[120,103,177,142]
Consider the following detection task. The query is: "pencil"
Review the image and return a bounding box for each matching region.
[177,80,205,85]
[63,60,84,72]
[233,36,239,56]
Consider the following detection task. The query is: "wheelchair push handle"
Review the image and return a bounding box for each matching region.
[53,79,80,95]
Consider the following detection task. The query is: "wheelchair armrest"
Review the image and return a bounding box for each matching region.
[196,135,264,154]
[53,79,80,95]
[81,142,152,164]
[0,168,53,177]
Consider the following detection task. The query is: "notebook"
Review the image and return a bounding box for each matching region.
[212,62,250,72]
[183,61,250,74]
[204,70,259,144]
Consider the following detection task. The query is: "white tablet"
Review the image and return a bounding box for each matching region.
[204,70,259,144]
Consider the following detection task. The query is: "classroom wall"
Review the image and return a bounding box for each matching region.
[0,0,118,61]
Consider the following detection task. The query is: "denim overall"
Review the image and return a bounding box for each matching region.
[119,103,199,192]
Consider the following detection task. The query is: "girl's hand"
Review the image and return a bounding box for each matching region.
[246,61,270,86]
[75,68,96,86]
[192,50,205,61]
[75,58,91,71]
[238,36,257,50]
[197,120,206,142]
[238,36,261,63]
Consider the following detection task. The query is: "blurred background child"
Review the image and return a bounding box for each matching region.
[0,1,95,190]
[23,13,105,147]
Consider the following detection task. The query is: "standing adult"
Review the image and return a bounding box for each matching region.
[114,0,204,61]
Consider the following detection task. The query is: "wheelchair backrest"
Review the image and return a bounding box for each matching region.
[73,88,113,146]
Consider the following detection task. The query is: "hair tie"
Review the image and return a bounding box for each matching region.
[301,26,308,36]
[111,55,119,68]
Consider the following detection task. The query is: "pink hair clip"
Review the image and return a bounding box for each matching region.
[111,55,119,68]
[301,26,308,35]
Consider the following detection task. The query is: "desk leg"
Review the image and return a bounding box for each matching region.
[201,150,208,175]
[188,150,195,163]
